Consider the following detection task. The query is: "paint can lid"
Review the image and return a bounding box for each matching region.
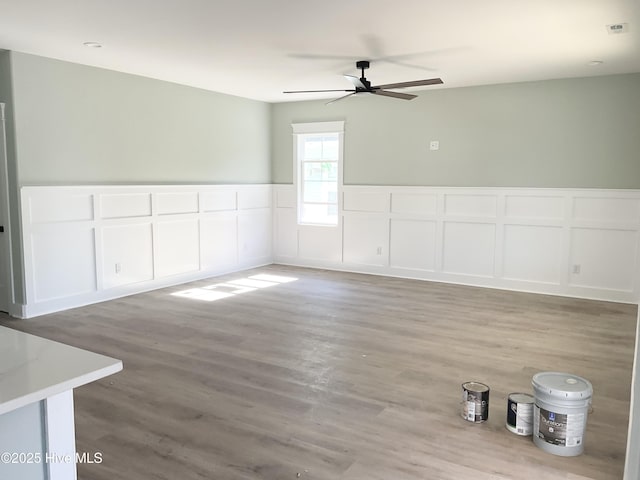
[508,392,534,403]
[462,381,489,393]
[532,372,593,400]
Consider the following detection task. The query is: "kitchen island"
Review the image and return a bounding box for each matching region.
[0,325,122,480]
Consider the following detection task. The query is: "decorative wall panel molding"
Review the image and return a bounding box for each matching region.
[389,219,437,272]
[502,225,562,284]
[444,194,497,218]
[442,221,496,277]
[100,193,152,219]
[274,185,640,303]
[19,184,640,317]
[21,185,273,317]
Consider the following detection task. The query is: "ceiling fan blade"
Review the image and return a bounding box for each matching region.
[344,75,366,90]
[283,89,356,94]
[372,90,417,100]
[374,78,443,89]
[326,92,356,105]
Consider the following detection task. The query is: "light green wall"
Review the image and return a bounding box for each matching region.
[271,73,640,188]
[10,52,271,185]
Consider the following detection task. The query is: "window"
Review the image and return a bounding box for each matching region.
[299,134,339,224]
[292,121,344,226]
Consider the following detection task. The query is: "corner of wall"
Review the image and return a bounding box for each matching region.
[268,101,277,185]
[0,51,26,307]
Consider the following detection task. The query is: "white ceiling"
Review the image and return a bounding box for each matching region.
[0,0,638,103]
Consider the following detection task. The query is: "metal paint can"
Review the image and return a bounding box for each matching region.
[532,372,593,456]
[506,392,534,435]
[461,382,490,423]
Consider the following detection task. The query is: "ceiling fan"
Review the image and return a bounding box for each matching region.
[283,60,443,104]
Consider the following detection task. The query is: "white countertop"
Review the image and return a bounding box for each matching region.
[0,326,122,415]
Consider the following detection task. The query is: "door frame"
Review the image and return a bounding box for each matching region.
[0,102,15,314]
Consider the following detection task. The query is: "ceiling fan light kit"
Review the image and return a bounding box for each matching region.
[284,60,443,105]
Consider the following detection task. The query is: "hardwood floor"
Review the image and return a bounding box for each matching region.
[1,266,637,480]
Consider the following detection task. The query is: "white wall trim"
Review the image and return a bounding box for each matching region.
[274,184,640,304]
[9,302,26,319]
[20,184,273,318]
[291,120,345,134]
[18,183,640,311]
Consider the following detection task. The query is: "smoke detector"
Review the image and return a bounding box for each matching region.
[606,23,629,34]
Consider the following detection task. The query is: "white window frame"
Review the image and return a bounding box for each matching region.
[292,121,344,227]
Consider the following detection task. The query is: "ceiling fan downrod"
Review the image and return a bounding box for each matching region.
[356,60,371,89]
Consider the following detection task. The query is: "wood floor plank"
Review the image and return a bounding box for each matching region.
[1,265,636,479]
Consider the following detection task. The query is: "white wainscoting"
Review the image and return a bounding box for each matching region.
[19,184,640,316]
[21,185,273,318]
[274,185,640,303]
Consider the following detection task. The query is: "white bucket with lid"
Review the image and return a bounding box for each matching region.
[532,372,593,456]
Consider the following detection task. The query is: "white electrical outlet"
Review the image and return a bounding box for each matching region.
[115,263,122,274]
[376,246,382,255]
[429,140,440,151]
[572,264,581,274]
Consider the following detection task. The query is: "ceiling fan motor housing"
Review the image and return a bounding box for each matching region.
[356,60,372,89]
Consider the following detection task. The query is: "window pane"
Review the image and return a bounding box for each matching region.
[303,181,337,203]
[301,203,338,225]
[323,162,338,180]
[322,138,339,160]
[303,162,337,181]
[303,162,323,181]
[297,129,341,227]
[303,139,322,160]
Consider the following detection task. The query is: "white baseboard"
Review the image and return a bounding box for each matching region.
[22,259,273,319]
[8,302,27,319]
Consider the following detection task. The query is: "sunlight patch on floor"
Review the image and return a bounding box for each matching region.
[171,274,298,302]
